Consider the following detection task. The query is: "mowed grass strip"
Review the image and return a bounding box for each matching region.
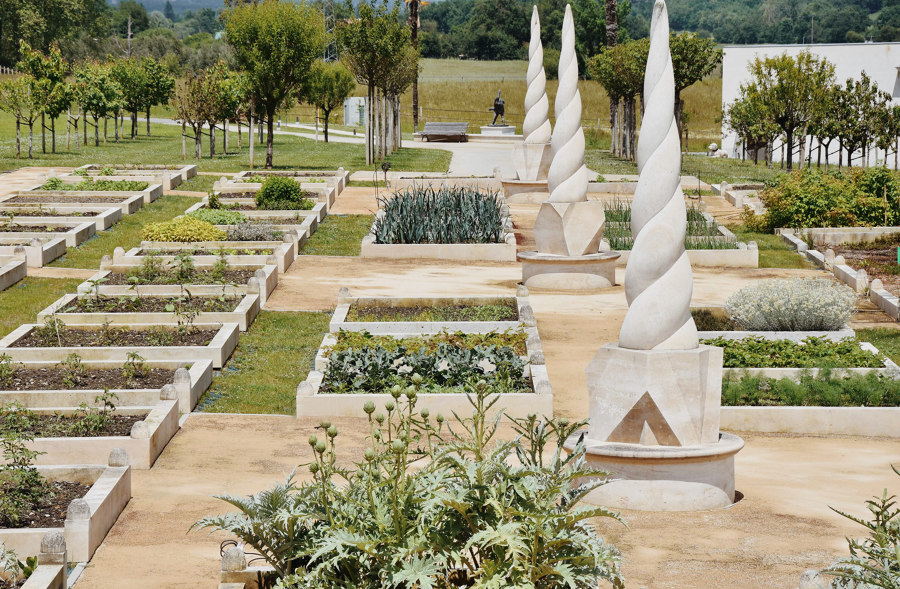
[856,328,900,365]
[197,310,330,414]
[728,225,815,269]
[301,214,374,256]
[0,277,84,338]
[50,194,200,269]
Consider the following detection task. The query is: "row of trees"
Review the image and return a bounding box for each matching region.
[725,52,900,171]
[587,32,722,160]
[0,43,174,158]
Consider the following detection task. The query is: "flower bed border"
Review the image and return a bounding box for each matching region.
[720,406,900,438]
[0,454,131,563]
[0,238,66,268]
[131,239,296,273]
[36,292,260,332]
[0,359,212,414]
[0,322,240,369]
[0,258,26,291]
[1,220,95,248]
[0,192,144,215]
[0,206,122,232]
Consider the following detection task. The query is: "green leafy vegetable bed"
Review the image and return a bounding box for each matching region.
[702,336,885,368]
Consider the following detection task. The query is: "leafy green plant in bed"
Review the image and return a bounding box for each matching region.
[327,329,528,356]
[142,216,226,242]
[39,177,149,192]
[0,403,49,527]
[347,301,518,322]
[824,464,899,588]
[188,209,247,225]
[702,336,884,369]
[255,177,315,210]
[722,370,900,407]
[194,384,624,588]
[374,185,506,244]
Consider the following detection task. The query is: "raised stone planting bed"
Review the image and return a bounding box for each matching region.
[81,264,279,308]
[37,291,260,331]
[0,258,26,291]
[720,406,900,437]
[0,359,212,414]
[231,168,349,195]
[0,220,95,247]
[298,311,551,418]
[127,239,296,273]
[0,238,66,267]
[0,205,122,231]
[27,183,162,204]
[187,197,328,224]
[71,164,197,190]
[0,322,240,368]
[20,401,179,469]
[0,451,131,562]
[330,291,526,335]
[1,191,144,215]
[211,184,336,214]
[360,210,517,262]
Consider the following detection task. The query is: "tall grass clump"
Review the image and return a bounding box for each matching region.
[374,185,506,244]
[725,277,856,331]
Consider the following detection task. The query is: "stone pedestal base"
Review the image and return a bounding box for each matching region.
[480,125,516,136]
[518,251,619,291]
[513,142,552,181]
[564,432,744,511]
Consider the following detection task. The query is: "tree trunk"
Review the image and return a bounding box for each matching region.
[195,126,202,160]
[182,122,186,161]
[114,113,119,143]
[41,113,46,153]
[51,117,56,154]
[209,122,216,158]
[66,109,71,151]
[323,108,330,142]
[839,139,843,169]
[28,121,34,159]
[249,109,255,169]
[238,117,243,151]
[15,118,20,159]
[224,119,229,154]
[605,0,618,46]
[266,108,275,169]
[410,0,420,134]
[674,91,684,148]
[103,117,108,144]
[609,99,618,156]
[146,107,151,136]
[94,117,100,147]
[798,129,805,171]
[366,85,374,165]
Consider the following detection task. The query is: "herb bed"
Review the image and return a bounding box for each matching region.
[347,302,518,323]
[701,336,885,368]
[103,269,256,286]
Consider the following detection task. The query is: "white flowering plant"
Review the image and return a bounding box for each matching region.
[725,278,856,331]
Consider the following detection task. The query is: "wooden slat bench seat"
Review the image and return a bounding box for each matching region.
[420,122,468,142]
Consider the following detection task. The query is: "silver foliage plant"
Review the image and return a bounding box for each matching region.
[195,382,624,589]
[725,278,856,331]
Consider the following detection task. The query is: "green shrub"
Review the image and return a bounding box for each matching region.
[0,403,49,527]
[194,386,624,588]
[722,370,900,407]
[749,168,900,232]
[188,208,247,225]
[701,336,884,368]
[374,185,506,244]
[142,216,226,242]
[41,177,64,190]
[255,177,314,210]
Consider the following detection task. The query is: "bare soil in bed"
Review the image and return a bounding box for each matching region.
[2,413,144,438]
[1,210,93,218]
[60,296,240,314]
[4,195,128,204]
[832,238,900,290]
[12,327,218,348]
[103,269,256,286]
[0,224,70,233]
[2,367,175,390]
[348,301,518,322]
[1,481,91,529]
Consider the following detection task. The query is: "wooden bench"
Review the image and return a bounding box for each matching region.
[420,122,468,142]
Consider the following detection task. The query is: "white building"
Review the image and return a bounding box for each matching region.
[721,42,900,165]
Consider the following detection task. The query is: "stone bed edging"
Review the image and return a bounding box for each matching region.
[721,406,900,437]
[779,228,900,321]
[5,220,95,248]
[0,450,132,563]
[0,359,212,414]
[298,289,552,418]
[0,322,240,369]
[230,167,349,196]
[0,258,26,291]
[37,292,261,332]
[3,191,145,215]
[78,265,279,309]
[0,206,121,232]
[73,164,197,190]
[0,238,66,267]
[132,239,296,274]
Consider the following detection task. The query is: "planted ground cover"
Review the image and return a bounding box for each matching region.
[10,321,218,348]
[41,178,149,192]
[701,336,884,368]
[142,215,287,243]
[321,330,530,395]
[104,268,256,286]
[1,209,96,217]
[722,371,900,407]
[373,186,506,244]
[60,294,240,314]
[604,200,735,250]
[198,311,330,414]
[347,300,518,322]
[300,214,373,256]
[691,308,738,331]
[51,195,198,269]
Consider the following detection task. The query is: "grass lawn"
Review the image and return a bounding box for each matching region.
[0,277,84,338]
[728,225,815,269]
[301,214,374,256]
[197,310,330,414]
[50,194,199,269]
[177,175,219,193]
[0,113,452,174]
[856,328,900,365]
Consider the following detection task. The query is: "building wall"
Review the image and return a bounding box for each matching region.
[721,43,900,165]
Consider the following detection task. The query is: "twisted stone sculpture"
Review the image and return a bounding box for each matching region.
[618,0,698,351]
[523,6,551,145]
[532,4,604,256]
[547,4,587,204]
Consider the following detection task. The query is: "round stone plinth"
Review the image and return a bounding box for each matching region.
[564,432,745,511]
[518,251,620,291]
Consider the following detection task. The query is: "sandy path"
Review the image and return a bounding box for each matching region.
[0,167,74,198]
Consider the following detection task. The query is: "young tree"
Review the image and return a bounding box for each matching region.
[670,32,722,144]
[746,51,834,171]
[16,42,71,154]
[0,76,40,158]
[111,57,149,139]
[406,0,424,134]
[301,61,355,143]
[724,85,779,166]
[170,73,210,160]
[74,61,123,147]
[224,0,325,169]
[142,57,175,136]
[588,38,647,161]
